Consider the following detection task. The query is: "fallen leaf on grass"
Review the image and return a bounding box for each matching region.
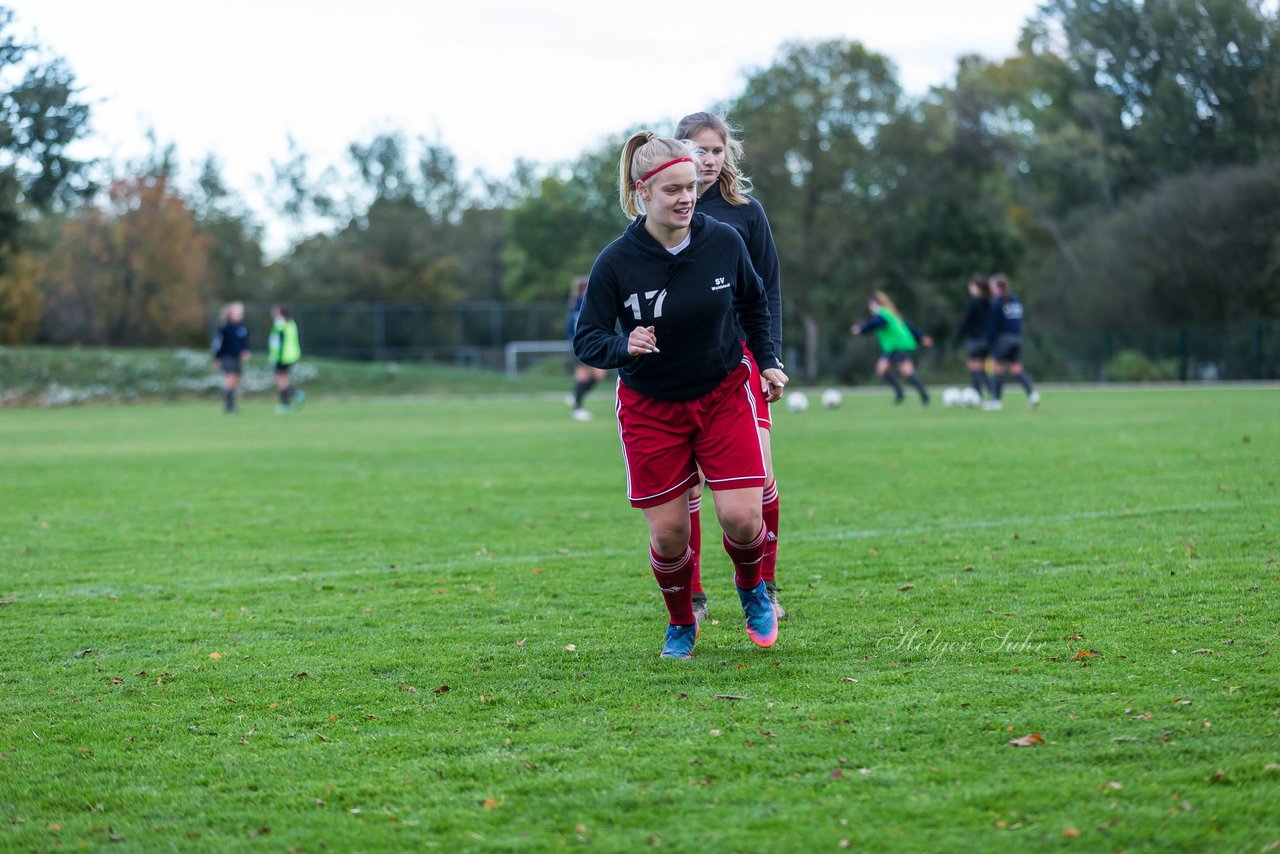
[207,653,223,660]
[432,685,450,694]
[515,638,526,646]
[897,584,915,591]
[292,672,308,680]
[75,648,92,658]
[0,597,15,606]
[843,677,859,683]
[564,644,577,652]
[481,798,498,810]
[715,694,748,701]
[1062,827,1080,838]
[1008,732,1045,747]
[1072,649,1100,661]
[1192,648,1213,655]
[315,733,329,742]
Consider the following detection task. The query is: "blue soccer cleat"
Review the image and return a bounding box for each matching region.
[660,623,699,659]
[737,580,778,648]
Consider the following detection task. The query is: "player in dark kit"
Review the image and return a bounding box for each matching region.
[573,131,788,661]
[953,275,993,402]
[566,276,606,421]
[675,111,786,624]
[983,273,1040,410]
[211,301,249,413]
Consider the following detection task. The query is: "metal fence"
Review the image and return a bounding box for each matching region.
[245,300,568,370]
[245,302,1280,382]
[1028,320,1280,382]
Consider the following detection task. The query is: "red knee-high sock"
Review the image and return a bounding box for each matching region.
[724,524,767,591]
[688,495,703,596]
[761,481,780,583]
[651,546,695,625]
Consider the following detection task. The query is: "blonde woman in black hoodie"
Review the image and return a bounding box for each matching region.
[573,131,788,660]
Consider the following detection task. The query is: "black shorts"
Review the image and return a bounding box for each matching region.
[993,334,1022,363]
[884,350,916,365]
[963,338,989,360]
[273,362,293,374]
[218,356,242,375]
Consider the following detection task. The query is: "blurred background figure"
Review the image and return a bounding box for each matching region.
[269,304,304,414]
[211,301,249,414]
[984,274,1040,410]
[566,276,606,421]
[954,274,993,404]
[850,291,932,405]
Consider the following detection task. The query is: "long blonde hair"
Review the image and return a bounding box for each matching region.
[219,301,244,324]
[675,111,753,206]
[618,131,698,218]
[872,290,902,319]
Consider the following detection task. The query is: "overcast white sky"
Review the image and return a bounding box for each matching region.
[10,0,1044,244]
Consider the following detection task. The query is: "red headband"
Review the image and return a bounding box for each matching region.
[639,157,693,183]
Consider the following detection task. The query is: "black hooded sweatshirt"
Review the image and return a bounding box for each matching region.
[573,212,779,402]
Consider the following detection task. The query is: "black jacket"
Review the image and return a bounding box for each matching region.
[695,184,783,360]
[954,297,991,346]
[212,321,249,359]
[985,293,1025,343]
[573,213,778,401]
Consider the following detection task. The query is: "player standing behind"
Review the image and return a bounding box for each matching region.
[211,301,249,414]
[982,274,1040,410]
[566,276,607,421]
[849,291,932,405]
[573,131,788,660]
[675,111,786,624]
[953,274,993,403]
[268,304,304,414]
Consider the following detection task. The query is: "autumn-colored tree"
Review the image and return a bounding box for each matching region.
[41,174,211,345]
[0,246,43,342]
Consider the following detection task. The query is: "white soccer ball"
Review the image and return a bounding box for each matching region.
[942,387,962,408]
[786,391,810,413]
[820,388,843,409]
[961,387,982,408]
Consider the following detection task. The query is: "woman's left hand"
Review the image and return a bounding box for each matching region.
[761,368,788,403]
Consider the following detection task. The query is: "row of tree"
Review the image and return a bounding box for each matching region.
[1,0,1277,377]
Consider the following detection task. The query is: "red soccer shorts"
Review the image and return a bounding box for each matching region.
[615,362,766,508]
[741,342,773,430]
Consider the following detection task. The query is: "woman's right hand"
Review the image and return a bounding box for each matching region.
[627,326,660,356]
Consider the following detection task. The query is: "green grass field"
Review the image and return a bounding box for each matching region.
[1,385,1277,851]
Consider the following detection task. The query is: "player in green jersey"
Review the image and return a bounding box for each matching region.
[850,291,931,405]
[268,304,305,414]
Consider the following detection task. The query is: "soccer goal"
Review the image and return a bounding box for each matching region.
[504,340,572,375]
